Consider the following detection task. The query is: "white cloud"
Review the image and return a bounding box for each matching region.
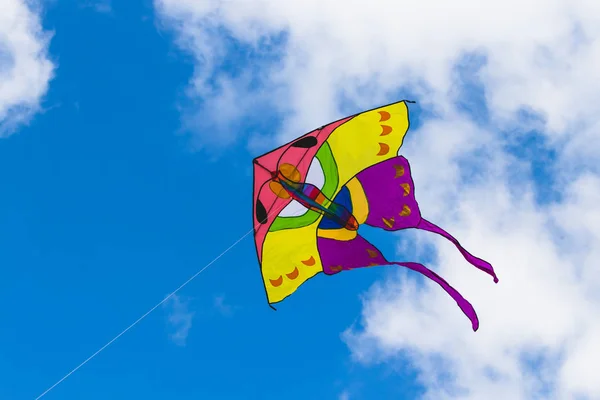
[154,0,600,399]
[80,0,112,14]
[213,294,235,317]
[164,294,194,346]
[0,0,54,137]
[343,146,600,399]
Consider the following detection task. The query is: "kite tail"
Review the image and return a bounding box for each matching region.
[417,218,499,283]
[389,261,479,331]
[317,234,480,331]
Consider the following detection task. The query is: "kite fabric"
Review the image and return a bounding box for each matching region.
[252,100,498,331]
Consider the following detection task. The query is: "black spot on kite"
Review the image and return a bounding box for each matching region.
[291,136,318,148]
[256,200,268,224]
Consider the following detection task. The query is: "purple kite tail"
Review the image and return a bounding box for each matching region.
[388,261,480,331]
[318,234,480,331]
[417,219,499,283]
[354,155,498,285]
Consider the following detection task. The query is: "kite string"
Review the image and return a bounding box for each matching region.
[35,203,290,400]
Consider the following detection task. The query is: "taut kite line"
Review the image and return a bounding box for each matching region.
[35,100,500,400]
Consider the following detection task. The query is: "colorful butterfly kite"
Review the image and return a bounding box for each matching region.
[252,100,498,331]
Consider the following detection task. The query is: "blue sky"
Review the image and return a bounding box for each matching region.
[3,1,600,399]
[0,2,426,399]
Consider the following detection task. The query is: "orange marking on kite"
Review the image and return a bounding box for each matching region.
[330,265,343,272]
[400,183,410,196]
[394,165,405,178]
[377,143,390,156]
[378,110,390,121]
[400,205,411,217]
[278,163,301,182]
[382,217,395,228]
[368,262,379,267]
[286,267,299,280]
[302,256,316,266]
[380,125,392,136]
[269,181,291,199]
[269,276,283,287]
[367,249,378,258]
[315,192,327,203]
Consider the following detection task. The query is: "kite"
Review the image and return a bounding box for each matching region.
[252,100,498,331]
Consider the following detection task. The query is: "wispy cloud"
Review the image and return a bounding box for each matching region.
[80,0,112,14]
[213,295,235,317]
[154,0,600,398]
[0,0,54,137]
[338,390,350,400]
[164,294,194,346]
